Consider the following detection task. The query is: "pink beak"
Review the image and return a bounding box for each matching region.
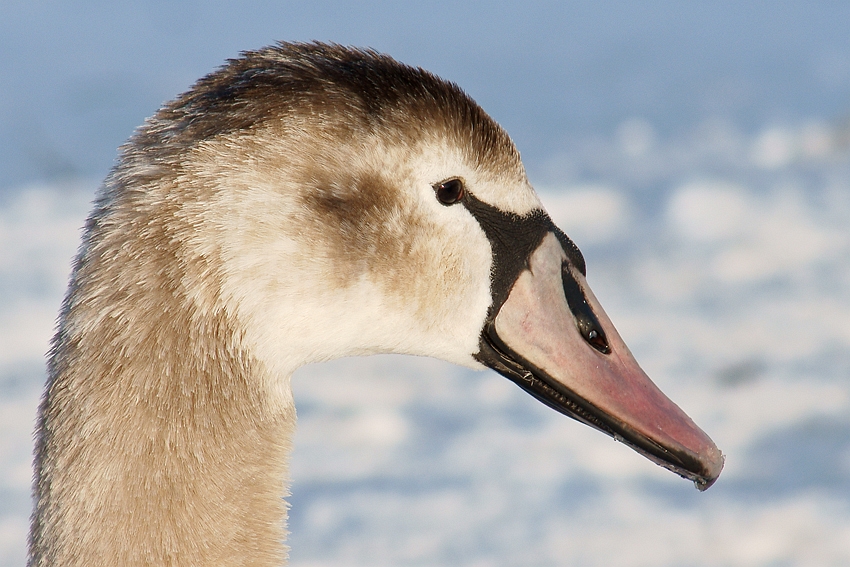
[483,233,724,489]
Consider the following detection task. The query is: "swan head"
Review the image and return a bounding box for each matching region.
[118,42,723,488]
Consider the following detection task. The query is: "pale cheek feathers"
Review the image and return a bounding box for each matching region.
[205,171,493,374]
[288,171,494,366]
[189,130,542,373]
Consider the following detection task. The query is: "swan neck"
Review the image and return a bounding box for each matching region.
[30,206,296,566]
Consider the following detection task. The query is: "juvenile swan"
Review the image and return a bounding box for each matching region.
[31,43,723,566]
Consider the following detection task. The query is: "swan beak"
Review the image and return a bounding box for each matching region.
[480,232,724,490]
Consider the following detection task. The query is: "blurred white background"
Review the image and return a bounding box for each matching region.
[2,2,850,565]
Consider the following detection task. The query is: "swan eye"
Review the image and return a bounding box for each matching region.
[435,179,465,205]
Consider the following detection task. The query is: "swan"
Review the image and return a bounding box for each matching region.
[30,42,723,566]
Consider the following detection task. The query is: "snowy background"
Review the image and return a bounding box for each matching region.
[2,2,850,566]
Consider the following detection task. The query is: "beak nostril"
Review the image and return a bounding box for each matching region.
[585,327,611,354]
[561,262,611,354]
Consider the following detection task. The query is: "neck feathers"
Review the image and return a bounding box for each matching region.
[30,173,296,566]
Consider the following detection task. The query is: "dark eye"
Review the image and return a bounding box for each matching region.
[434,179,465,205]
